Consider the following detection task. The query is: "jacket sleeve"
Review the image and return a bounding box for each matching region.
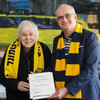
[65,30,100,96]
[0,50,19,91]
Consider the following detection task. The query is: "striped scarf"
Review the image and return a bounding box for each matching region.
[4,39,44,79]
[55,23,82,100]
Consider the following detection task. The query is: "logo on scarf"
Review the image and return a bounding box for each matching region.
[35,68,43,73]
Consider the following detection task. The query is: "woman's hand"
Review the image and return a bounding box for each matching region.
[17,81,29,92]
[48,87,68,99]
[27,71,34,81]
[17,72,34,92]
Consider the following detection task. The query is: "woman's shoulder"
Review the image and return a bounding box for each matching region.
[38,41,47,46]
[38,41,50,50]
[38,41,51,55]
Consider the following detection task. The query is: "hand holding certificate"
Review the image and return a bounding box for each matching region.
[29,72,55,100]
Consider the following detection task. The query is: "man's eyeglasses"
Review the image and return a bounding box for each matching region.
[57,13,75,21]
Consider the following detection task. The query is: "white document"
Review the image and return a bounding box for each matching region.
[29,72,55,100]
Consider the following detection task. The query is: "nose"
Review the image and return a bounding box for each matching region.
[26,35,30,39]
[62,16,67,22]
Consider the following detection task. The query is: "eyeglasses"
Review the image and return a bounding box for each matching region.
[57,13,75,21]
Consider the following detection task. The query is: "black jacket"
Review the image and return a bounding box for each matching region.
[0,41,51,100]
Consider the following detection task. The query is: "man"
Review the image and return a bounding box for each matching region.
[49,4,100,100]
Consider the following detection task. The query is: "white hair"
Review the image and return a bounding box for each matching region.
[17,20,39,41]
[55,4,76,15]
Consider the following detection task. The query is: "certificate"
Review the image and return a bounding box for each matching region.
[29,72,55,100]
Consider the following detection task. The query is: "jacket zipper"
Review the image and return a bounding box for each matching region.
[22,52,31,74]
[28,60,30,74]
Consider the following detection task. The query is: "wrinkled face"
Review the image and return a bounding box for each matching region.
[56,6,77,31]
[19,28,36,50]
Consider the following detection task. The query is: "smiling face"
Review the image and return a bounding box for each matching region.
[19,28,36,50]
[56,5,77,32]
[18,21,37,51]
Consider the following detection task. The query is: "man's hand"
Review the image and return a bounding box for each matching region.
[48,87,68,99]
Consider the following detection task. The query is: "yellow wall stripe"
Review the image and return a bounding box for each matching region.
[0,14,56,19]
[0,14,6,16]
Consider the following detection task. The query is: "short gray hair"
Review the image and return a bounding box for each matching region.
[55,4,76,15]
[17,20,39,41]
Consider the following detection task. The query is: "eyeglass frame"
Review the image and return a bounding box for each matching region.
[56,13,75,21]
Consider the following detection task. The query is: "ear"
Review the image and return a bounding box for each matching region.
[18,37,20,41]
[35,34,36,38]
[74,14,77,21]
[34,34,37,40]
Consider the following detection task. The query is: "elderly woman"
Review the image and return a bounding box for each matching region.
[0,20,51,100]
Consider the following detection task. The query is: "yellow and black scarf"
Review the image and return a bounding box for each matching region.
[4,39,44,79]
[55,23,82,99]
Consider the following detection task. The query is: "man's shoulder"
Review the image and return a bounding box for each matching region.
[82,28,98,42]
[83,28,95,34]
[83,28,97,37]
[54,34,61,41]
